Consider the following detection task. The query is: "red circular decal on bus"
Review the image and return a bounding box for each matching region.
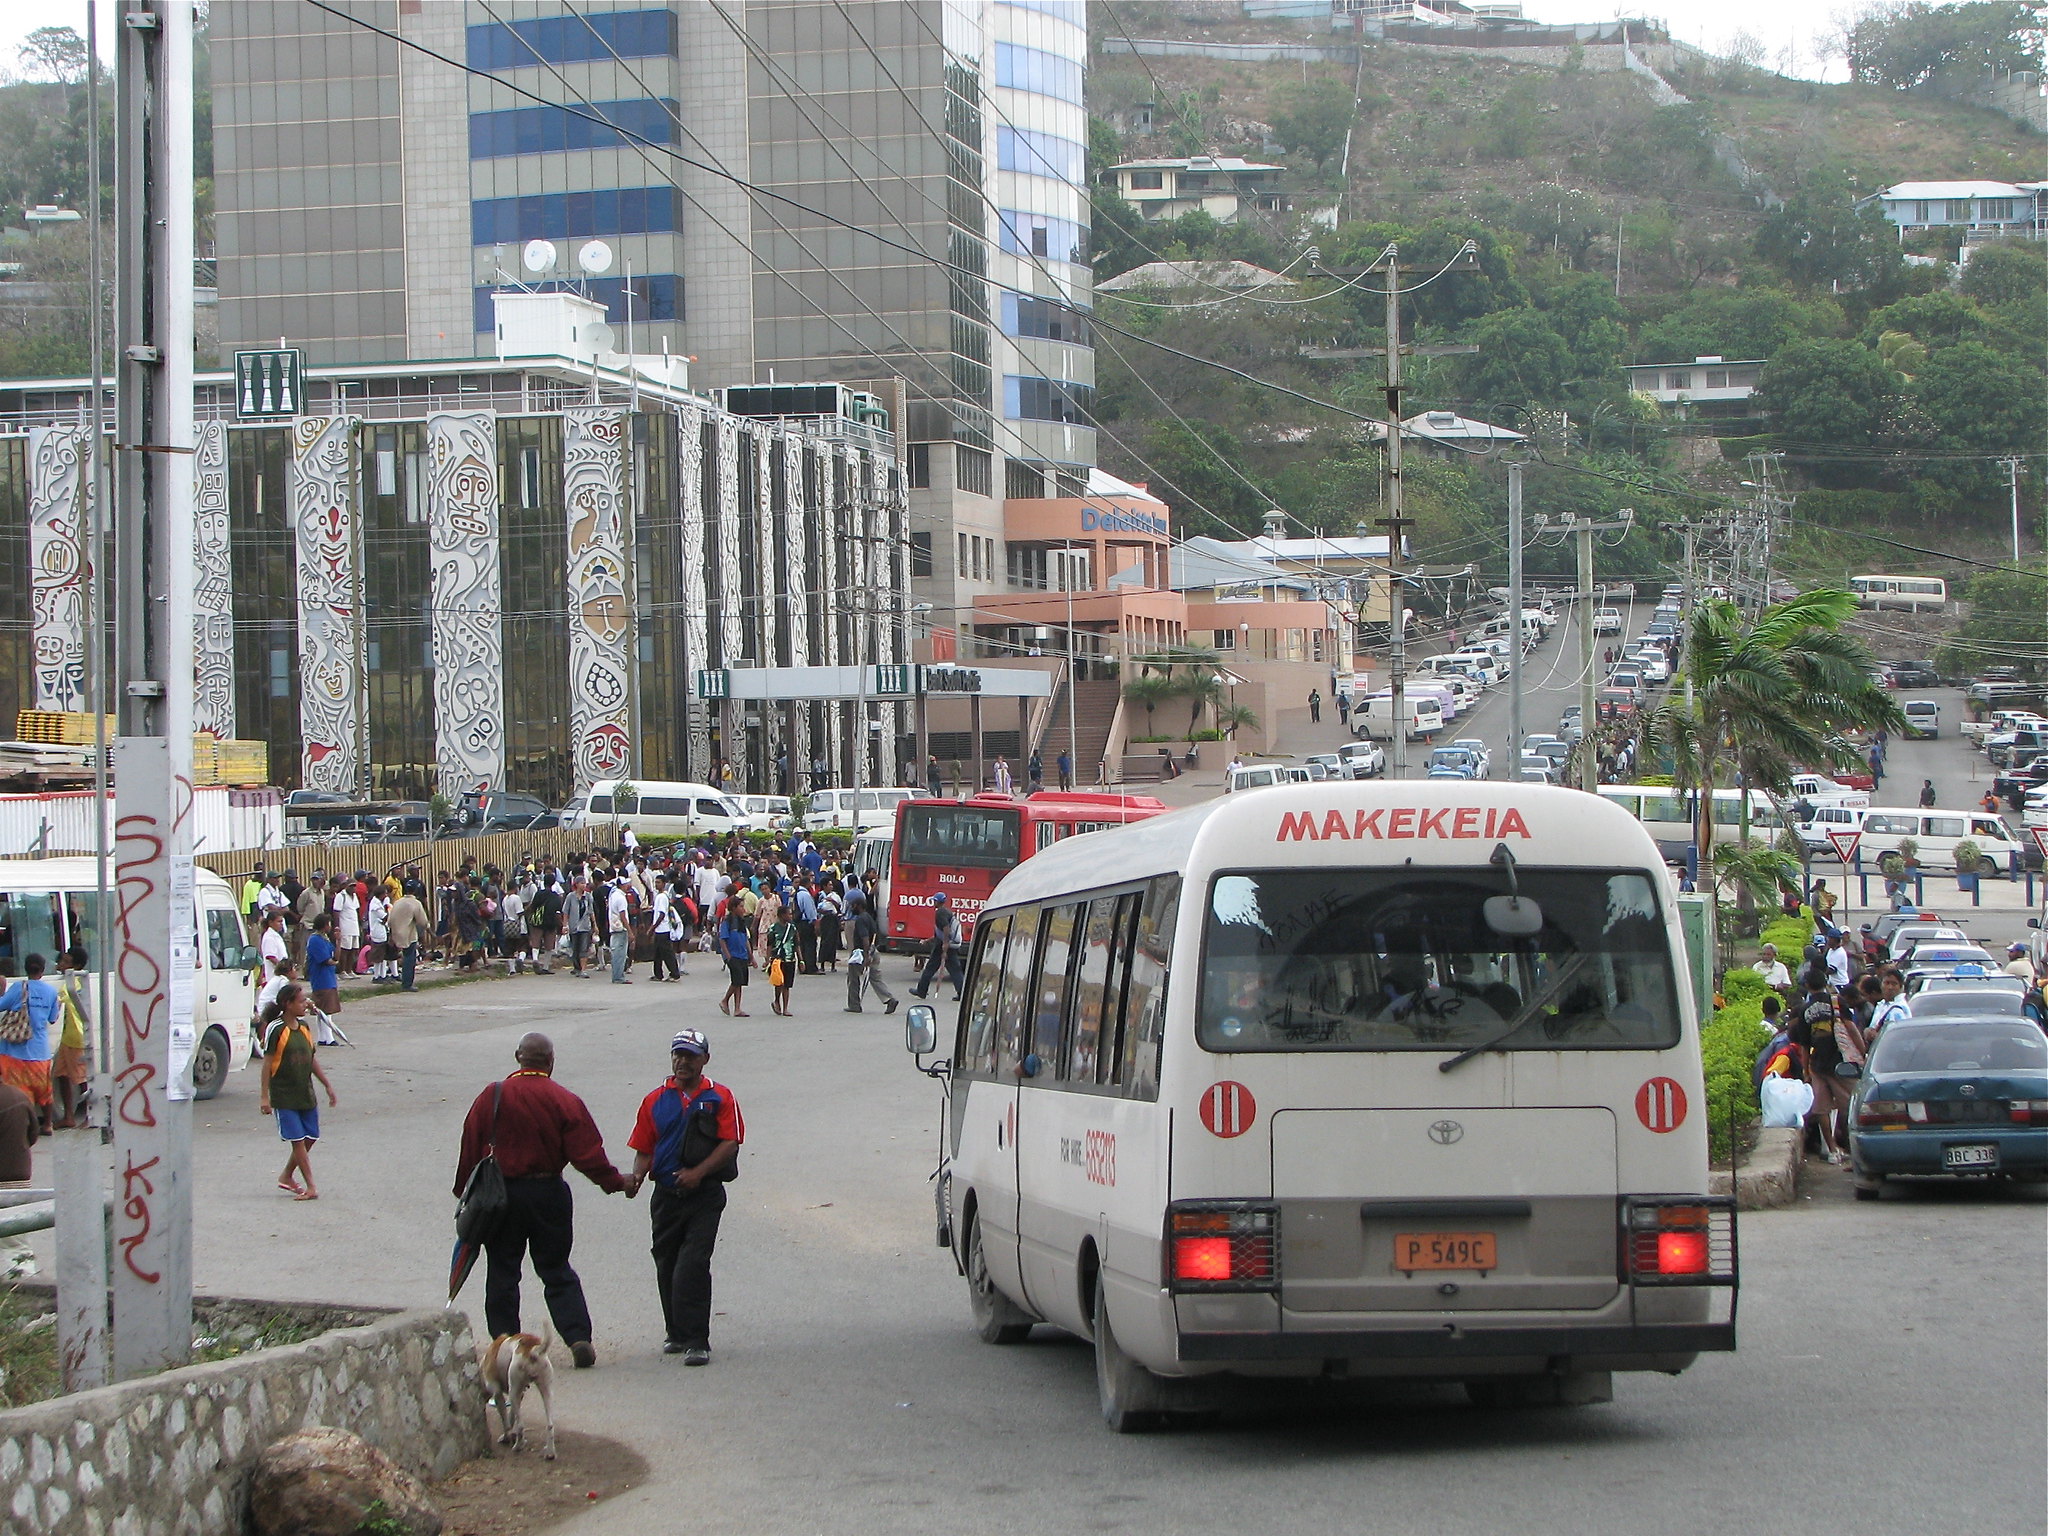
[1199,1081,1257,1139]
[1635,1077,1688,1134]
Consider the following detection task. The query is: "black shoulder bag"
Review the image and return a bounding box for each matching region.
[455,1083,509,1241]
[679,1089,741,1185]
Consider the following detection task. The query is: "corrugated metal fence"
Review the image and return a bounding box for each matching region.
[189,827,607,883]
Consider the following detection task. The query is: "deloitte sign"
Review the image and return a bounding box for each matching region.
[1080,504,1167,537]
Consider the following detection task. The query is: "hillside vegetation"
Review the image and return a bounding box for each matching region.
[1085,2,2047,630]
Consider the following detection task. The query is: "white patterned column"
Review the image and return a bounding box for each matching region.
[290,415,363,792]
[427,411,506,796]
[27,423,89,713]
[564,408,632,794]
[676,402,711,776]
[191,420,235,739]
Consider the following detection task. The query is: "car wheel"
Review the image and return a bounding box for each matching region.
[191,1027,231,1101]
[964,1212,1032,1345]
[1978,856,2001,877]
[1853,1176,1884,1202]
[1095,1272,1169,1433]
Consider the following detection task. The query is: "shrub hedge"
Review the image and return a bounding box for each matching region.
[1700,909,1809,1160]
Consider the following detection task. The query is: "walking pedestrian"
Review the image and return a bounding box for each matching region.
[332,877,361,976]
[625,1029,743,1365]
[258,985,336,1201]
[793,881,820,974]
[1918,778,1937,809]
[766,903,799,1016]
[1027,752,1044,795]
[1307,688,1322,723]
[1336,692,1350,727]
[305,913,342,1027]
[258,909,289,982]
[648,875,682,982]
[366,886,392,981]
[843,891,898,1014]
[386,884,429,991]
[0,955,59,1134]
[992,756,1013,796]
[715,899,753,1017]
[1056,750,1072,791]
[817,882,844,971]
[563,879,594,978]
[50,948,90,1130]
[454,1033,634,1368]
[926,754,944,798]
[908,893,964,1002]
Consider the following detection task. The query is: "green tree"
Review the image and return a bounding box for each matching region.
[1752,337,1901,447]
[1270,77,1354,171]
[1755,170,1903,293]
[1844,1,2045,86]
[1322,219,1528,332]
[1647,590,1902,857]
[1959,241,2048,310]
[1912,340,2048,495]
[18,26,88,84]
[1633,288,1841,366]
[1858,290,1988,350]
[1938,564,2048,678]
[1455,307,1574,411]
[1538,273,1626,395]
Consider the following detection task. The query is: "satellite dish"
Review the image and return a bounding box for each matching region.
[521,239,558,274]
[577,239,615,275]
[585,322,616,355]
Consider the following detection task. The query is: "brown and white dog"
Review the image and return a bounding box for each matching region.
[480,1320,558,1460]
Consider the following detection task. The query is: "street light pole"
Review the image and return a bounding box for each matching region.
[1507,456,1525,769]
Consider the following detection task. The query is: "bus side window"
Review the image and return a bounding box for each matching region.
[1120,877,1180,1102]
[1031,904,1081,1075]
[1067,898,1120,1084]
[992,907,1040,1080]
[1098,891,1140,1086]
[3,892,62,972]
[960,913,1010,1074]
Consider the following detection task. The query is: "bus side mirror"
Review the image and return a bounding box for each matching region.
[905,1004,938,1056]
[239,945,262,970]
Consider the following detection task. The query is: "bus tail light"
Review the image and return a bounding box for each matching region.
[1165,1202,1279,1293]
[1621,1197,1736,1287]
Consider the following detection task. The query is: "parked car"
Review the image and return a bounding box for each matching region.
[1888,661,1942,688]
[1904,987,2026,1019]
[1426,747,1481,779]
[1447,739,1493,777]
[1848,1018,2048,1199]
[1591,607,1622,635]
[1885,923,1972,963]
[1225,764,1291,793]
[1517,753,1558,782]
[1303,752,1350,780]
[1858,911,1957,965]
[1335,740,1385,779]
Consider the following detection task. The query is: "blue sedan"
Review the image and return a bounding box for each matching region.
[1849,1018,2048,1200]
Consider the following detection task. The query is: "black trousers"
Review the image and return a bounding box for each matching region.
[484,1176,594,1345]
[796,919,819,973]
[649,1182,727,1347]
[650,931,680,980]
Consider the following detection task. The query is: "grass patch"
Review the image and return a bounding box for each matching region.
[0,1283,59,1408]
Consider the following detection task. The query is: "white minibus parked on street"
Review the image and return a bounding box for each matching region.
[905,782,1735,1430]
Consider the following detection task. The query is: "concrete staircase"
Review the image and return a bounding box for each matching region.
[1032,678,1121,785]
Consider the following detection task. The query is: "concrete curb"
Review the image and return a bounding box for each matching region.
[1709,1127,1803,1209]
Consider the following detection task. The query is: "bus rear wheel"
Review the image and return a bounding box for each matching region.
[1094,1274,1170,1433]
[964,1214,1032,1345]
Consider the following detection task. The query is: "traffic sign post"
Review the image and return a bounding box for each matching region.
[1826,829,1862,866]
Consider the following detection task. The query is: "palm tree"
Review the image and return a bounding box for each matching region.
[1179,671,1227,736]
[1648,590,1903,861]
[1122,673,1176,738]
[1215,702,1260,739]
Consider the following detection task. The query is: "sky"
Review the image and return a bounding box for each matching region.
[0,0,1858,84]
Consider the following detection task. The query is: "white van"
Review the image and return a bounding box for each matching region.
[1855,808,2024,875]
[1796,802,1868,854]
[0,857,257,1099]
[565,780,754,839]
[805,786,918,833]
[1441,651,1503,687]
[739,793,796,829]
[1353,693,1445,742]
[1788,774,1869,808]
[1225,764,1291,793]
[908,781,1733,1429]
[1901,700,1940,740]
[1406,682,1462,722]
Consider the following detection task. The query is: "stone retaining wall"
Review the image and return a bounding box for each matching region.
[0,1305,488,1536]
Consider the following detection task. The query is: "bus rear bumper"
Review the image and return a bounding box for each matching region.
[1176,1321,1733,1368]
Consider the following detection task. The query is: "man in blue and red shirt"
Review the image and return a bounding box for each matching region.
[627,1029,744,1365]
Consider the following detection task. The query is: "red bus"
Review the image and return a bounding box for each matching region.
[885,791,1170,947]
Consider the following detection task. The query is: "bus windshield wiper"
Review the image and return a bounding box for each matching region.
[1438,952,1595,1073]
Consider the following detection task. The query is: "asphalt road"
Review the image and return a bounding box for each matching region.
[23,927,2038,1536]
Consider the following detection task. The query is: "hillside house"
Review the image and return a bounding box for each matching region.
[1109,157,1289,223]
[1862,181,2048,242]
[1624,356,1763,417]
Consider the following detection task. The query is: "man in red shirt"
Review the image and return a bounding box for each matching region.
[455,1032,634,1367]
[626,1029,744,1365]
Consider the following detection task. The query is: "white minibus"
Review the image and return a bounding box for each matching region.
[1855,807,2023,875]
[1851,574,1946,612]
[0,857,258,1099]
[564,780,753,839]
[906,782,1734,1430]
[1596,785,1780,863]
[1352,693,1444,742]
[1441,651,1503,687]
[805,786,918,833]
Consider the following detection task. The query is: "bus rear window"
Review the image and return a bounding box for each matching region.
[900,804,1021,869]
[1198,868,1680,1054]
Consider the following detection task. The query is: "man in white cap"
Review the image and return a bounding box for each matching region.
[625,1030,744,1365]
[908,892,964,1002]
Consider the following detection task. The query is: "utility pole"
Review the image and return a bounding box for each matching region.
[1534,508,1635,793]
[2002,457,2027,563]
[112,0,198,1378]
[1313,241,1479,778]
[1506,456,1526,768]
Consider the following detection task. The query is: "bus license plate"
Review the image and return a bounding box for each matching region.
[1945,1144,1999,1170]
[1395,1232,1496,1272]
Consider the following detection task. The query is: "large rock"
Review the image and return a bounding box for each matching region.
[249,1426,442,1536]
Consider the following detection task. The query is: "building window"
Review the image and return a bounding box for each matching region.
[994,42,1083,104]
[1003,294,1092,344]
[1005,376,1095,425]
[907,443,932,489]
[472,274,679,334]
[957,446,993,497]
[997,127,1086,185]
[1667,371,1691,392]
[469,98,680,159]
[1947,200,1973,221]
[1128,170,1164,191]
[1704,370,1727,389]
[467,9,678,69]
[910,531,933,577]
[470,187,682,245]
[1980,199,2015,220]
[997,213,1086,266]
[1006,460,1047,500]
[1213,629,1236,650]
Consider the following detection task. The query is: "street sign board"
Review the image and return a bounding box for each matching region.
[233,348,303,419]
[2032,825,2048,860]
[694,668,730,699]
[869,663,916,698]
[1826,829,1862,864]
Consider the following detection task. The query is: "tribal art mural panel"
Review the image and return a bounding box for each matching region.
[27,424,89,713]
[291,415,362,794]
[192,420,235,739]
[564,408,632,792]
[427,412,506,796]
